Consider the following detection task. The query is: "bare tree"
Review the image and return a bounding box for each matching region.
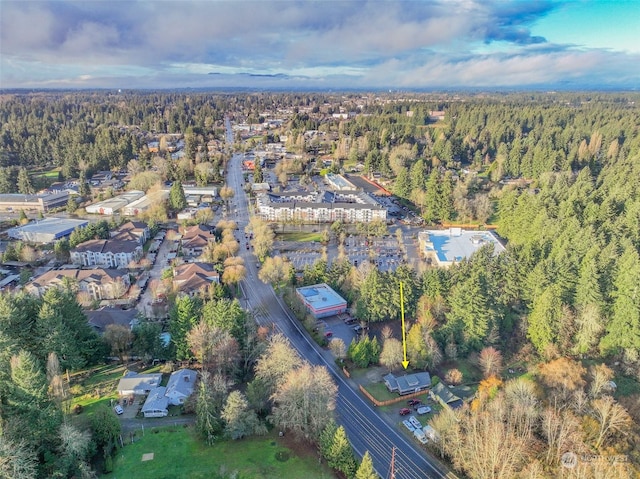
[104,324,133,362]
[271,363,338,441]
[588,363,614,399]
[478,346,503,378]
[379,338,403,372]
[504,378,538,439]
[0,436,38,479]
[329,338,347,360]
[254,333,300,396]
[541,405,582,466]
[590,396,632,450]
[445,368,463,385]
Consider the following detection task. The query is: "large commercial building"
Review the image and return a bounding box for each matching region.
[7,218,88,243]
[417,228,505,268]
[121,191,169,216]
[296,283,347,319]
[256,190,387,223]
[0,192,70,212]
[85,190,144,215]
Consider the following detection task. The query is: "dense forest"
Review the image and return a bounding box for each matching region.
[1,91,640,477]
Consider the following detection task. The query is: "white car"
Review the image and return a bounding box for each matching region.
[416,406,432,415]
[409,416,422,429]
[413,430,428,444]
[114,405,124,415]
[402,420,415,432]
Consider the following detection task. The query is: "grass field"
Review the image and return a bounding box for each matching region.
[276,231,323,242]
[31,168,61,178]
[70,364,127,418]
[363,382,397,402]
[106,427,336,479]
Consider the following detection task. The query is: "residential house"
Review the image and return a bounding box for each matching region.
[26,268,130,301]
[429,382,464,410]
[173,262,220,296]
[141,387,169,417]
[165,369,197,406]
[71,238,143,269]
[117,372,162,396]
[181,224,215,257]
[383,372,432,396]
[85,307,139,334]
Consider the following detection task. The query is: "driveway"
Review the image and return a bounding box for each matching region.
[137,235,173,319]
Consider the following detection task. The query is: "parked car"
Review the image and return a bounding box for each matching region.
[114,405,124,415]
[324,331,333,338]
[402,420,415,432]
[343,317,357,325]
[416,406,432,415]
[399,408,411,416]
[407,398,421,407]
[409,416,422,429]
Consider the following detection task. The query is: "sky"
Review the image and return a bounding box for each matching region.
[1,0,639,90]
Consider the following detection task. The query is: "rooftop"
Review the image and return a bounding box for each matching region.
[8,217,88,238]
[419,228,505,266]
[296,283,347,309]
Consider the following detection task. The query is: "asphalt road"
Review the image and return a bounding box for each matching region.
[224,119,452,479]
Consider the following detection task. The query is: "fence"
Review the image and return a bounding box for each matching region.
[359,384,428,407]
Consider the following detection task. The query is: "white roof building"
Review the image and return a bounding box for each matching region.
[8,218,88,243]
[417,228,505,268]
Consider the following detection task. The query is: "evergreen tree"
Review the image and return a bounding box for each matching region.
[327,426,357,478]
[169,179,187,211]
[17,168,33,195]
[253,162,264,183]
[169,295,201,360]
[600,245,640,358]
[355,451,379,479]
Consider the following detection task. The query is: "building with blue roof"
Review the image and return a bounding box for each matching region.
[418,228,505,268]
[296,283,347,319]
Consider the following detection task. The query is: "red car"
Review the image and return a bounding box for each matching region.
[407,399,422,407]
[324,331,333,338]
[399,408,411,416]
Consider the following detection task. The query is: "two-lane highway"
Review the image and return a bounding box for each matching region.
[224,118,452,479]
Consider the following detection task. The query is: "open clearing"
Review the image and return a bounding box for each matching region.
[105,426,336,479]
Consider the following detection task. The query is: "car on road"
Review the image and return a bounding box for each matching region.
[114,405,124,415]
[416,406,432,415]
[407,398,421,407]
[399,408,411,416]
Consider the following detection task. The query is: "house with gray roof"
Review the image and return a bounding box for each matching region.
[430,382,464,409]
[383,372,432,395]
[141,386,169,418]
[165,369,197,406]
[117,372,162,396]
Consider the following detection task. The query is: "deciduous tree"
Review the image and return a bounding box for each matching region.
[271,363,337,442]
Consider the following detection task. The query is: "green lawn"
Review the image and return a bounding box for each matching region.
[363,382,397,402]
[276,231,323,243]
[31,168,61,178]
[106,427,336,479]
